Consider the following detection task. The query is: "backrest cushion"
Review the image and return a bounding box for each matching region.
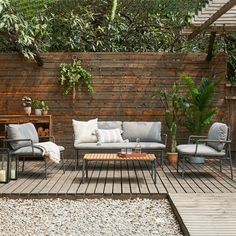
[98,121,122,130]
[122,121,162,142]
[207,122,228,151]
[72,118,98,144]
[96,128,124,143]
[7,123,39,150]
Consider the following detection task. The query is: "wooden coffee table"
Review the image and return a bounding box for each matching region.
[82,153,157,184]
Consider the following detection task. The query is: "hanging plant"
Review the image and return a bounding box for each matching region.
[58,59,93,101]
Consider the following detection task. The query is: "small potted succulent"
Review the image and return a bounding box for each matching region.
[41,101,49,115]
[31,99,44,116]
[22,96,32,115]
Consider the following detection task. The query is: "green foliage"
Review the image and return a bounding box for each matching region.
[58,59,93,101]
[155,83,188,153]
[180,75,220,135]
[31,99,44,109]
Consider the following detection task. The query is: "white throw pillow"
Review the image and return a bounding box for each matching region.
[96,128,124,143]
[72,118,98,144]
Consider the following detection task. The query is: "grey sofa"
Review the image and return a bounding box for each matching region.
[73,121,167,168]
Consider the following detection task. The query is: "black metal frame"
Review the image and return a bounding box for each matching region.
[177,129,233,179]
[0,148,11,183]
[3,138,65,179]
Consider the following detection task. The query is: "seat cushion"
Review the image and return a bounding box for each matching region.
[98,121,122,130]
[207,122,228,151]
[72,118,98,144]
[7,123,39,150]
[122,122,162,142]
[177,144,225,157]
[74,142,166,150]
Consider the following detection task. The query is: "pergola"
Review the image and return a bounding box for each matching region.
[182,0,236,60]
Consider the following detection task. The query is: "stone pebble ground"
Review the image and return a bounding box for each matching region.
[0,198,183,236]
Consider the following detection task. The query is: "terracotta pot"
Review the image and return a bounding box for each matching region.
[167,152,178,167]
[24,107,31,115]
[42,110,48,115]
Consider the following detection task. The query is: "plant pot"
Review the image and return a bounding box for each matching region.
[42,110,48,115]
[24,107,31,115]
[35,109,42,116]
[167,152,178,167]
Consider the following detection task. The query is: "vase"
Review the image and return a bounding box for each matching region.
[35,109,42,116]
[24,107,31,115]
[42,110,48,115]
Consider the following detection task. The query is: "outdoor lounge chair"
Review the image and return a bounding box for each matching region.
[176,122,233,179]
[4,122,65,179]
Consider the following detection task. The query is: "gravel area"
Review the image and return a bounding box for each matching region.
[0,198,183,236]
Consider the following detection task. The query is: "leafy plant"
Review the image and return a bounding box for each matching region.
[154,84,188,153]
[180,75,220,135]
[31,99,44,109]
[58,59,93,101]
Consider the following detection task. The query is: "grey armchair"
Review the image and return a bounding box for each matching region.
[4,122,65,179]
[176,122,233,179]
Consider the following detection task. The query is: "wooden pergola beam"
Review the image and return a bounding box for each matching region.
[189,0,236,39]
[206,31,216,61]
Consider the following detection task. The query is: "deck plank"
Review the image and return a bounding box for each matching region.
[170,193,236,236]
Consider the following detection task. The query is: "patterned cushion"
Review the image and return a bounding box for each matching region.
[7,123,39,150]
[96,128,124,143]
[72,118,98,144]
[122,121,162,142]
[207,122,228,151]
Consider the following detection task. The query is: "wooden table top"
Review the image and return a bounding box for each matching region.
[83,153,156,161]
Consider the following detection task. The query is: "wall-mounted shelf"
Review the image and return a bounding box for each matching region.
[0,115,53,145]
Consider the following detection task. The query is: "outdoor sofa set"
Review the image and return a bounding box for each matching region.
[2,118,233,181]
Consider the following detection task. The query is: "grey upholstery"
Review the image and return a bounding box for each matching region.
[7,123,39,150]
[177,144,225,157]
[74,142,166,150]
[98,121,122,130]
[176,122,233,179]
[12,145,65,156]
[207,122,228,151]
[5,123,65,179]
[122,122,162,142]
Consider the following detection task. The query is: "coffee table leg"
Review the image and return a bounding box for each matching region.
[154,159,157,184]
[82,159,85,183]
[85,160,88,178]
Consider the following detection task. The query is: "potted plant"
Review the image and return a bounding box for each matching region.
[58,59,93,102]
[22,96,32,115]
[31,99,43,116]
[180,75,220,163]
[41,100,49,115]
[157,84,188,166]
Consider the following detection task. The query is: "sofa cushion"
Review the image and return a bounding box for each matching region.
[122,122,162,142]
[74,142,166,150]
[96,128,124,143]
[98,121,122,130]
[7,123,39,150]
[72,118,98,145]
[207,122,228,151]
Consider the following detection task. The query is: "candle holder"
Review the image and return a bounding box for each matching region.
[0,148,10,183]
[10,154,18,180]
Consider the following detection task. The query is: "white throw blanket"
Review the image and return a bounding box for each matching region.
[34,141,60,164]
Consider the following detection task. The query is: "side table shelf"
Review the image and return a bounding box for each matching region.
[0,115,53,146]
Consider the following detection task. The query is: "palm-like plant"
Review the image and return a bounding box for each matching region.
[181,75,220,135]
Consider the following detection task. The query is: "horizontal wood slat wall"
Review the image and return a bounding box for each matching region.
[0,52,228,158]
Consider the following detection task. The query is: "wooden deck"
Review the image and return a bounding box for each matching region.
[170,193,236,236]
[0,158,235,196]
[1,158,236,235]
